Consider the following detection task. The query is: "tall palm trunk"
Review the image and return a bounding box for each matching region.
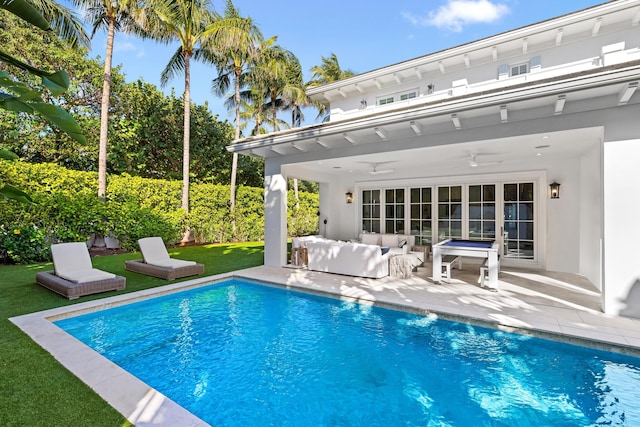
[229,67,241,235]
[97,16,115,200]
[181,51,192,242]
[290,108,299,205]
[229,68,241,212]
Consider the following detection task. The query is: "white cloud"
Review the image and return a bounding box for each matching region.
[403,0,510,32]
[112,40,145,58]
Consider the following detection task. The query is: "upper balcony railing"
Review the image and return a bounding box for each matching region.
[329,43,640,122]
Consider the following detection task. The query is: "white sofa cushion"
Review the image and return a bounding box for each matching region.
[293,235,325,248]
[306,241,390,278]
[381,234,399,247]
[361,234,380,245]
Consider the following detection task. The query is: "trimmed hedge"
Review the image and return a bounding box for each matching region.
[0,161,319,263]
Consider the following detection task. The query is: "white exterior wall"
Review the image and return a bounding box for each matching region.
[264,160,287,267]
[603,138,640,317]
[579,144,604,291]
[317,177,359,240]
[545,157,582,274]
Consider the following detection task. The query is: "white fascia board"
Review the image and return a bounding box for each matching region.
[229,64,640,154]
[306,1,637,99]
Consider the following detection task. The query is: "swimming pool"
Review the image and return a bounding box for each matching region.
[56,278,640,426]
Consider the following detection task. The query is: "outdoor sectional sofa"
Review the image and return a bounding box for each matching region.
[304,237,392,278]
[294,233,428,279]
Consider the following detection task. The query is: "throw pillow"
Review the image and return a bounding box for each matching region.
[399,239,408,248]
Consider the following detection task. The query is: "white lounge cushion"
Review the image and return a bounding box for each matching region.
[58,268,116,283]
[361,234,379,245]
[138,237,171,264]
[50,242,116,283]
[51,242,93,277]
[381,234,399,247]
[146,258,196,268]
[138,236,199,268]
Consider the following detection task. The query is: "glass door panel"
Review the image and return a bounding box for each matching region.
[468,184,495,240]
[409,187,432,246]
[384,188,404,233]
[437,185,462,241]
[362,190,380,233]
[503,182,535,259]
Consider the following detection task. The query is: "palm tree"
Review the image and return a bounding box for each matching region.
[207,0,263,224]
[248,44,304,132]
[273,49,308,204]
[76,0,142,200]
[307,52,356,86]
[307,53,356,122]
[30,0,90,49]
[146,0,217,238]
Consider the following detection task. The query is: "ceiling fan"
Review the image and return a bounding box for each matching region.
[363,162,395,175]
[467,153,502,168]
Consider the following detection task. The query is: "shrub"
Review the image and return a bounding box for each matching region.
[0,161,319,263]
[0,224,50,264]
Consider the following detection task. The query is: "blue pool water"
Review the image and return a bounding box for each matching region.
[56,279,640,426]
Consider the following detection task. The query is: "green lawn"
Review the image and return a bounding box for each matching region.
[0,242,264,427]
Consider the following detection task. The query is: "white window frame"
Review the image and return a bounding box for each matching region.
[510,63,529,76]
[377,96,394,106]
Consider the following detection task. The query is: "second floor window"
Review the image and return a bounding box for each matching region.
[400,91,417,101]
[377,89,419,106]
[511,63,528,76]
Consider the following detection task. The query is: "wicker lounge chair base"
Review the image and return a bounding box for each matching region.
[36,271,126,300]
[125,260,204,280]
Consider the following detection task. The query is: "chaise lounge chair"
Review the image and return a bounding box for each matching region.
[124,237,205,280]
[36,242,126,299]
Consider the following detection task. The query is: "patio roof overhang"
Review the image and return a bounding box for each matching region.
[227,62,640,162]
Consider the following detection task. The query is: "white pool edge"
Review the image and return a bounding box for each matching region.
[10,272,240,427]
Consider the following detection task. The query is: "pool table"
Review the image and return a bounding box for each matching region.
[432,239,500,289]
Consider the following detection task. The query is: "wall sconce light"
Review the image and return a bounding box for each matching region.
[345,192,354,204]
[549,181,561,199]
[359,99,367,109]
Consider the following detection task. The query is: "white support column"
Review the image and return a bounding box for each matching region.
[264,164,287,267]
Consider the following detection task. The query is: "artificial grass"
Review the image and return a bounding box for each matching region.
[0,242,264,427]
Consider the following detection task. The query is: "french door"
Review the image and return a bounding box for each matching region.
[360,180,536,262]
[503,182,535,260]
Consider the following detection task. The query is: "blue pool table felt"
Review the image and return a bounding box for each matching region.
[442,239,495,248]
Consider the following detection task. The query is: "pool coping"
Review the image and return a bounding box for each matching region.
[10,266,640,426]
[10,272,239,427]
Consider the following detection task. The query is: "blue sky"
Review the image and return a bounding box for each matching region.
[82,0,606,124]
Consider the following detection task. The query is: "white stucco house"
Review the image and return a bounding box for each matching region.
[228,0,640,318]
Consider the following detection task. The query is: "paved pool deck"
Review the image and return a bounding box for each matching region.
[10,263,640,426]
